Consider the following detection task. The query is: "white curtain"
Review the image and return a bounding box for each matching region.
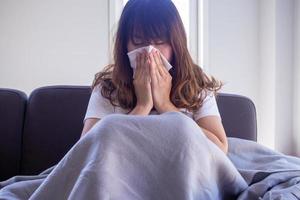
[205,0,299,156]
[256,0,299,156]
[293,0,300,156]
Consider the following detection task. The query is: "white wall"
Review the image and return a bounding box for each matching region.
[0,0,109,95]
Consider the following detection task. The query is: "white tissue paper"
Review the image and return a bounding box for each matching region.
[127,45,173,78]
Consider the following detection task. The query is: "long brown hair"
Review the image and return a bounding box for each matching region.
[91,0,223,113]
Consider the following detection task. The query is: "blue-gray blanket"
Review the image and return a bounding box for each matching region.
[0,111,299,199]
[228,137,300,199]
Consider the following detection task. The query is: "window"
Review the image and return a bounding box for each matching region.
[171,0,190,45]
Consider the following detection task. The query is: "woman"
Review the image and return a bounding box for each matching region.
[81,0,228,154]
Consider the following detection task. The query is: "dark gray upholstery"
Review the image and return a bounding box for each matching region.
[216,93,257,141]
[21,86,91,175]
[0,89,27,181]
[0,85,257,181]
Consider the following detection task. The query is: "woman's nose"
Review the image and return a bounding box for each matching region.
[151,44,158,49]
[148,42,159,49]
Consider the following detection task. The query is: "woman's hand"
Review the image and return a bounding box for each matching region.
[133,50,153,112]
[149,50,177,113]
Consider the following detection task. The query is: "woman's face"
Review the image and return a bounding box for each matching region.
[127,38,173,62]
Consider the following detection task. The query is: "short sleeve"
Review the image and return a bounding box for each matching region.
[83,85,116,124]
[193,91,221,121]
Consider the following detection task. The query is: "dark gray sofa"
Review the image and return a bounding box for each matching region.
[0,85,257,181]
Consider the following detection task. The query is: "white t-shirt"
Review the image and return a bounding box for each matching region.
[83,84,221,124]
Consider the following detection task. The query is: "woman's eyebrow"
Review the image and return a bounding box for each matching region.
[154,37,165,40]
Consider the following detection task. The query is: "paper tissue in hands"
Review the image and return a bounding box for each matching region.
[127,45,173,78]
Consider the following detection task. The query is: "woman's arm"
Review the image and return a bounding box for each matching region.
[196,116,228,154]
[81,105,151,139]
[80,118,100,139]
[129,105,152,116]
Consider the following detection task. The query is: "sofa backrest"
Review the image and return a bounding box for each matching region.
[21,86,91,175]
[0,89,27,181]
[216,93,257,142]
[0,85,257,179]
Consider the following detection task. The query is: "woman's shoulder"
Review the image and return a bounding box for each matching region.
[91,83,111,97]
[192,89,221,120]
[198,89,216,99]
[92,83,130,113]
[91,83,102,92]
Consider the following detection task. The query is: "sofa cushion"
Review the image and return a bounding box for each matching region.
[0,88,27,181]
[21,86,91,175]
[217,93,257,141]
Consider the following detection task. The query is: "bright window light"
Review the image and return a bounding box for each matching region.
[172,0,189,42]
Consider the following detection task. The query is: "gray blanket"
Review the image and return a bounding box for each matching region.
[1,111,300,199]
[228,137,300,199]
[0,111,247,200]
